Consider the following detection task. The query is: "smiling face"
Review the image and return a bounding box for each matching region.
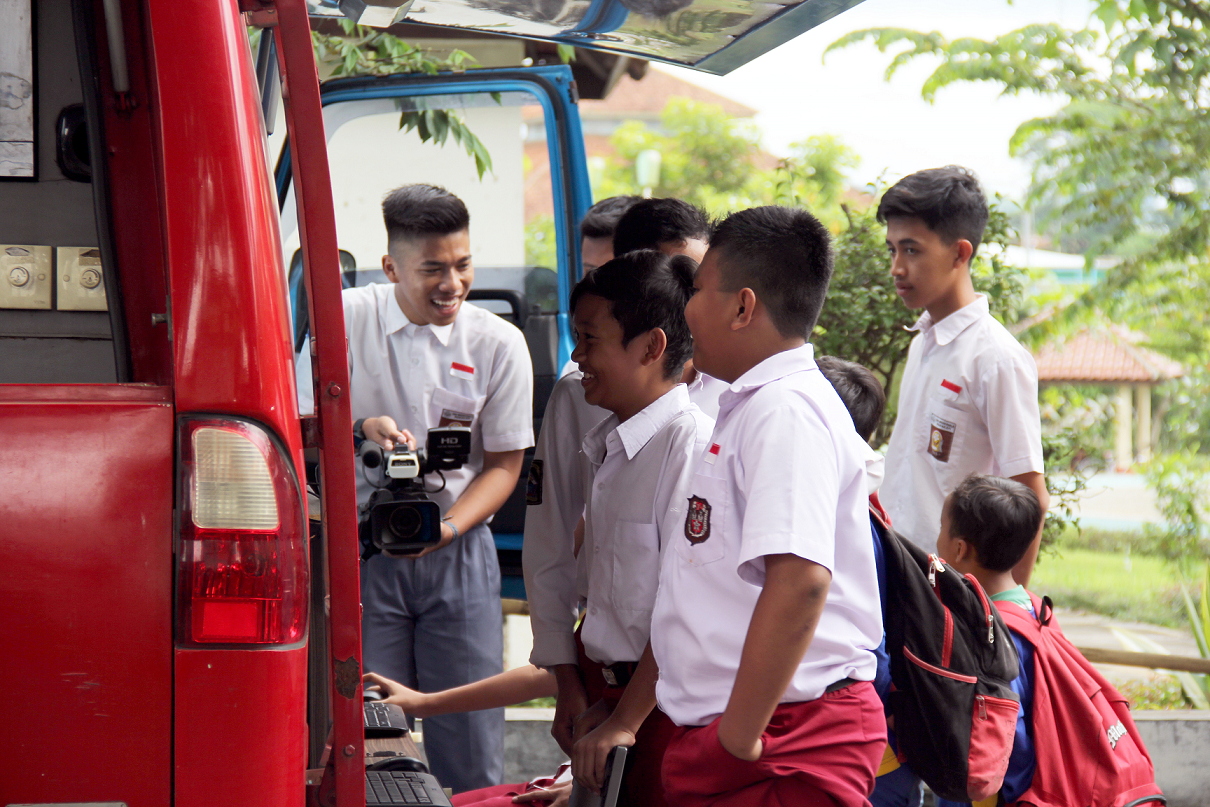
[885,216,972,320]
[383,230,473,326]
[571,293,653,416]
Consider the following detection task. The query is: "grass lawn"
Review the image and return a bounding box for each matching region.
[1031,547,1186,628]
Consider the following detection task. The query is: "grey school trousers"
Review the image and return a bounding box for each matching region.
[361,523,504,793]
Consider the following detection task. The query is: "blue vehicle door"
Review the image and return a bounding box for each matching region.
[276,66,592,599]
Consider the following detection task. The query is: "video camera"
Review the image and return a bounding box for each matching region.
[358,426,471,558]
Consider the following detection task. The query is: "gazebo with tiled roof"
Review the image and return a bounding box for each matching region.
[1033,327,1184,470]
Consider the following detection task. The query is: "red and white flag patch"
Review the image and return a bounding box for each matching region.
[940,379,962,395]
[703,443,721,465]
[450,362,475,381]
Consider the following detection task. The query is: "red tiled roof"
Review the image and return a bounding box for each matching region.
[1033,328,1184,384]
[523,68,756,122]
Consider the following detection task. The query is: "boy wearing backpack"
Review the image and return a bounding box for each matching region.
[878,166,1048,585]
[936,474,1163,807]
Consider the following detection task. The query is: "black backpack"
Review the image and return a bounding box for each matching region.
[871,511,1022,802]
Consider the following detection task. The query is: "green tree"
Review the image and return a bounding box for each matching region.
[307,21,495,177]
[595,98,769,214]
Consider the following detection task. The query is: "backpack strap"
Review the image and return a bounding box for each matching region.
[993,598,1042,647]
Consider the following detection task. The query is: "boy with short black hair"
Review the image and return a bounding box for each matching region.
[577,207,885,807]
[613,197,712,264]
[561,249,713,807]
[934,474,1044,807]
[938,475,1162,807]
[878,166,1048,585]
[581,195,641,272]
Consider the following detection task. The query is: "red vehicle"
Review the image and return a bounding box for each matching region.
[0,1,864,804]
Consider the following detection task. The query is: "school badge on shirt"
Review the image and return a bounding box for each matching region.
[928,413,956,463]
[526,459,544,505]
[685,495,712,543]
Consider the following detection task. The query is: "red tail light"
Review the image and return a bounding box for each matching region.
[176,417,308,646]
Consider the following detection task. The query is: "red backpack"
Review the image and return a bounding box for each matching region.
[995,592,1165,807]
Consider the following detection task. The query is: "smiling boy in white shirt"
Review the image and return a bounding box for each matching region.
[553,249,712,807]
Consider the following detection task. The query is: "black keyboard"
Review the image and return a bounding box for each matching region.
[364,701,408,737]
[365,770,452,806]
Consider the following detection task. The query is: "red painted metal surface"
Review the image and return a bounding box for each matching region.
[141,0,310,803]
[147,0,303,463]
[0,386,173,805]
[173,647,308,803]
[274,0,366,803]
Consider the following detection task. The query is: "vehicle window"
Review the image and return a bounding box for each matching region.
[0,1,119,383]
[279,88,565,320]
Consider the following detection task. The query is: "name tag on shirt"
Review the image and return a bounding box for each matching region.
[928,413,956,462]
[450,361,475,381]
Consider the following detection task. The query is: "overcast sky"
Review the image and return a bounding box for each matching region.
[663,0,1097,199]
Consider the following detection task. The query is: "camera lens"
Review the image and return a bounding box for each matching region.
[386,506,423,542]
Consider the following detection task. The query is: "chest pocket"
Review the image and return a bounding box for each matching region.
[673,472,727,567]
[920,393,972,489]
[430,386,484,430]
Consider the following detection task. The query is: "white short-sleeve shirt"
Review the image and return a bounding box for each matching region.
[881,295,1044,553]
[578,384,714,666]
[650,345,882,728]
[297,283,534,510]
[524,369,727,668]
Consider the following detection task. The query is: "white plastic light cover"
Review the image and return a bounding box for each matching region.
[191,427,280,530]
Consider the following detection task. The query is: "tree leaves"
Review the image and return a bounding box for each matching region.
[311,23,494,179]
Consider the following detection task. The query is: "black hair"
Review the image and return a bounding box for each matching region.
[619,0,695,16]
[947,475,1043,573]
[709,205,834,338]
[876,166,989,258]
[569,250,696,379]
[580,196,642,240]
[815,356,885,442]
[613,197,711,256]
[382,184,470,244]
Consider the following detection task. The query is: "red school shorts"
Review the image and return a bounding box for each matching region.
[660,681,887,807]
[577,627,678,807]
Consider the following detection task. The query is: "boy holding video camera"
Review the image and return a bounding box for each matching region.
[298,183,534,793]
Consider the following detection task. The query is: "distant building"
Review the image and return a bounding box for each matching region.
[1033,326,1183,470]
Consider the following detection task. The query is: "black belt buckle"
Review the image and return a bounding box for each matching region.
[601,662,634,688]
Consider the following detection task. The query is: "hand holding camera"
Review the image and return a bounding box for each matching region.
[358,426,472,560]
[360,416,416,452]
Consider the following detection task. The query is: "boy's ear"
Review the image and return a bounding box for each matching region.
[382,253,399,283]
[953,239,974,268]
[953,537,975,565]
[641,327,668,368]
[731,288,757,331]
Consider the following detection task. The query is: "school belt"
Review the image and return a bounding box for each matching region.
[601,660,640,688]
[601,667,859,693]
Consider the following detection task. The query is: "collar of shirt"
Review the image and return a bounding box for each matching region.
[582,384,692,463]
[380,285,454,346]
[717,343,816,418]
[908,294,990,347]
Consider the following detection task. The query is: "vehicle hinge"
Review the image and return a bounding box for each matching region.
[568,80,580,105]
[242,0,279,28]
[301,414,321,449]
